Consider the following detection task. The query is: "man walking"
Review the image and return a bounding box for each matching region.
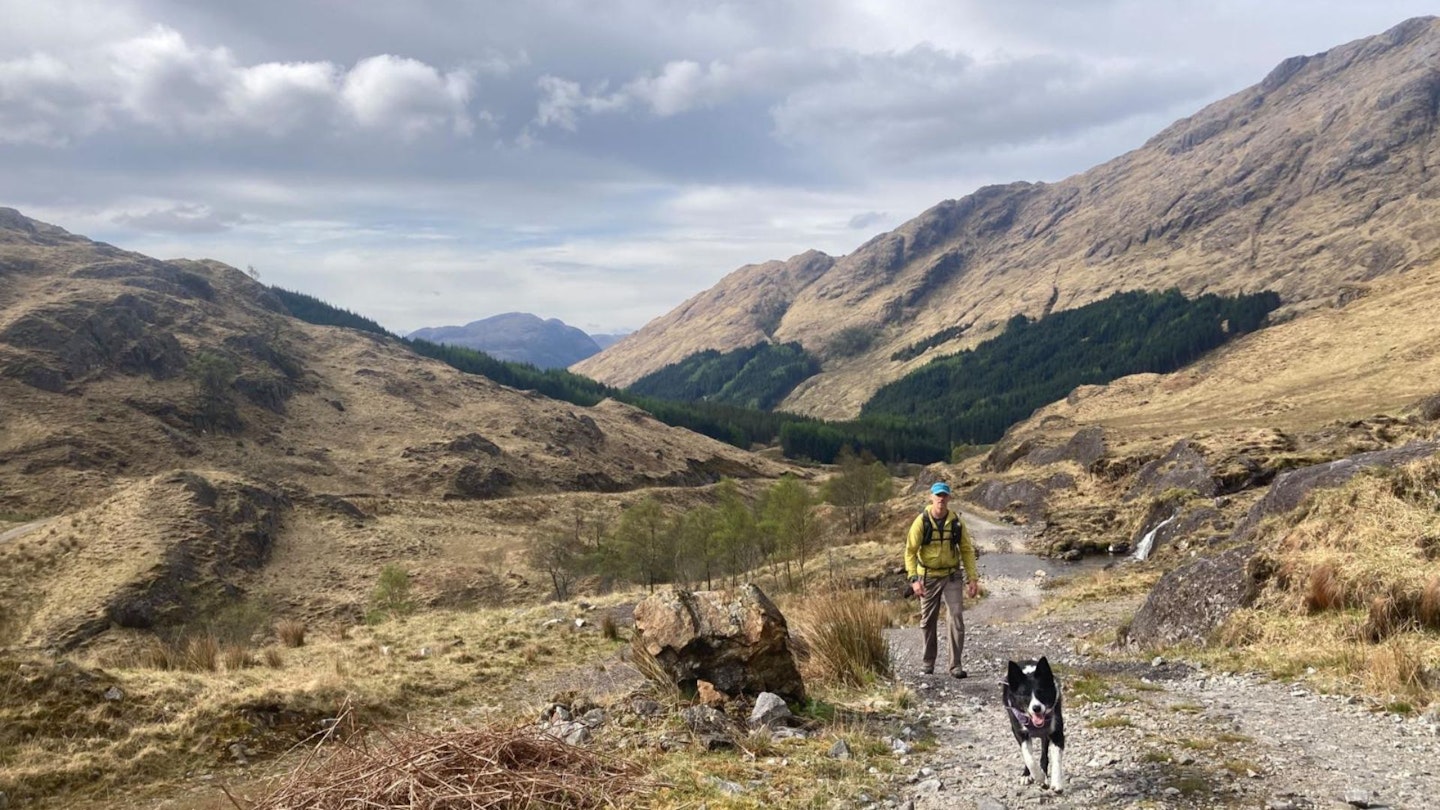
[905,481,979,677]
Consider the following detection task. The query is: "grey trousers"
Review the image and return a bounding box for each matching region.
[919,570,965,671]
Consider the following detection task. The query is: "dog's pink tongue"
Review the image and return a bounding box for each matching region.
[1029,712,1047,727]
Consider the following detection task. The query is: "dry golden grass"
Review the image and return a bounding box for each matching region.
[1201,457,1440,705]
[0,599,634,806]
[1038,566,1165,615]
[788,588,893,688]
[275,619,307,649]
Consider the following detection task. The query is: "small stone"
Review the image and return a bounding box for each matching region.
[709,777,746,795]
[828,739,852,760]
[1344,788,1374,807]
[103,686,124,701]
[914,778,943,793]
[1151,656,1165,667]
[748,692,792,729]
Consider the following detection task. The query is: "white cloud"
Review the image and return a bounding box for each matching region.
[113,202,243,233]
[0,52,106,144]
[339,54,474,137]
[0,23,479,144]
[227,61,339,136]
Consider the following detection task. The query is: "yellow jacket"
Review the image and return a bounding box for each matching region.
[905,508,978,581]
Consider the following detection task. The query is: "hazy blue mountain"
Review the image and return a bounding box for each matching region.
[408,312,602,369]
[589,332,629,351]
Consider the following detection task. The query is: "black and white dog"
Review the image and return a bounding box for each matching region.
[1003,656,1065,792]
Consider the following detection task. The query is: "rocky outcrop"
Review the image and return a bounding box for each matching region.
[632,585,806,703]
[1126,543,1266,647]
[11,471,294,651]
[984,426,1107,474]
[963,473,1075,523]
[1129,440,1439,645]
[1124,440,1218,502]
[1232,441,1440,542]
[0,295,188,391]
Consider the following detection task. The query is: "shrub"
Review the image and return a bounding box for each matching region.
[600,613,619,641]
[367,564,416,624]
[276,618,307,648]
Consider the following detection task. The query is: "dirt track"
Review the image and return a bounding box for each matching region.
[886,513,1440,810]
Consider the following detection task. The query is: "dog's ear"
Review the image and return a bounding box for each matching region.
[1035,656,1052,678]
[1006,660,1024,685]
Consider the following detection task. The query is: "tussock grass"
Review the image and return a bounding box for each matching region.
[276,619,307,648]
[222,644,257,671]
[789,588,893,688]
[1091,715,1133,729]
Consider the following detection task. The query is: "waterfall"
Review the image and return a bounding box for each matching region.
[1133,512,1177,561]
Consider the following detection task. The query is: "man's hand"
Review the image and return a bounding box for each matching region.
[966,580,979,599]
[911,579,925,597]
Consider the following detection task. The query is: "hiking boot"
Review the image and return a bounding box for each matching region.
[949,668,968,679]
[920,664,934,675]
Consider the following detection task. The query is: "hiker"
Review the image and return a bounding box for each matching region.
[905,481,979,678]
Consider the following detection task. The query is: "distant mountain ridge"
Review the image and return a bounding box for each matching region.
[573,16,1440,420]
[409,312,601,369]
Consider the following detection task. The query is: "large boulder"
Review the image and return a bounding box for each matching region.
[632,584,805,703]
[1126,543,1267,647]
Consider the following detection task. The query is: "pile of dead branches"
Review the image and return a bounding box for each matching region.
[228,721,653,809]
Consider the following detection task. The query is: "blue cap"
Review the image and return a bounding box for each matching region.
[930,482,951,496]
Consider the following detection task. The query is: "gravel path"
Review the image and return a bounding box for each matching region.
[884,514,1440,810]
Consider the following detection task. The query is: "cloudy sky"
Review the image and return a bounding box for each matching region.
[3,1,1434,335]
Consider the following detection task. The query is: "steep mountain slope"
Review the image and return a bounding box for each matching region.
[573,249,834,387]
[408,312,602,369]
[575,17,1440,419]
[0,208,792,647]
[997,256,1440,458]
